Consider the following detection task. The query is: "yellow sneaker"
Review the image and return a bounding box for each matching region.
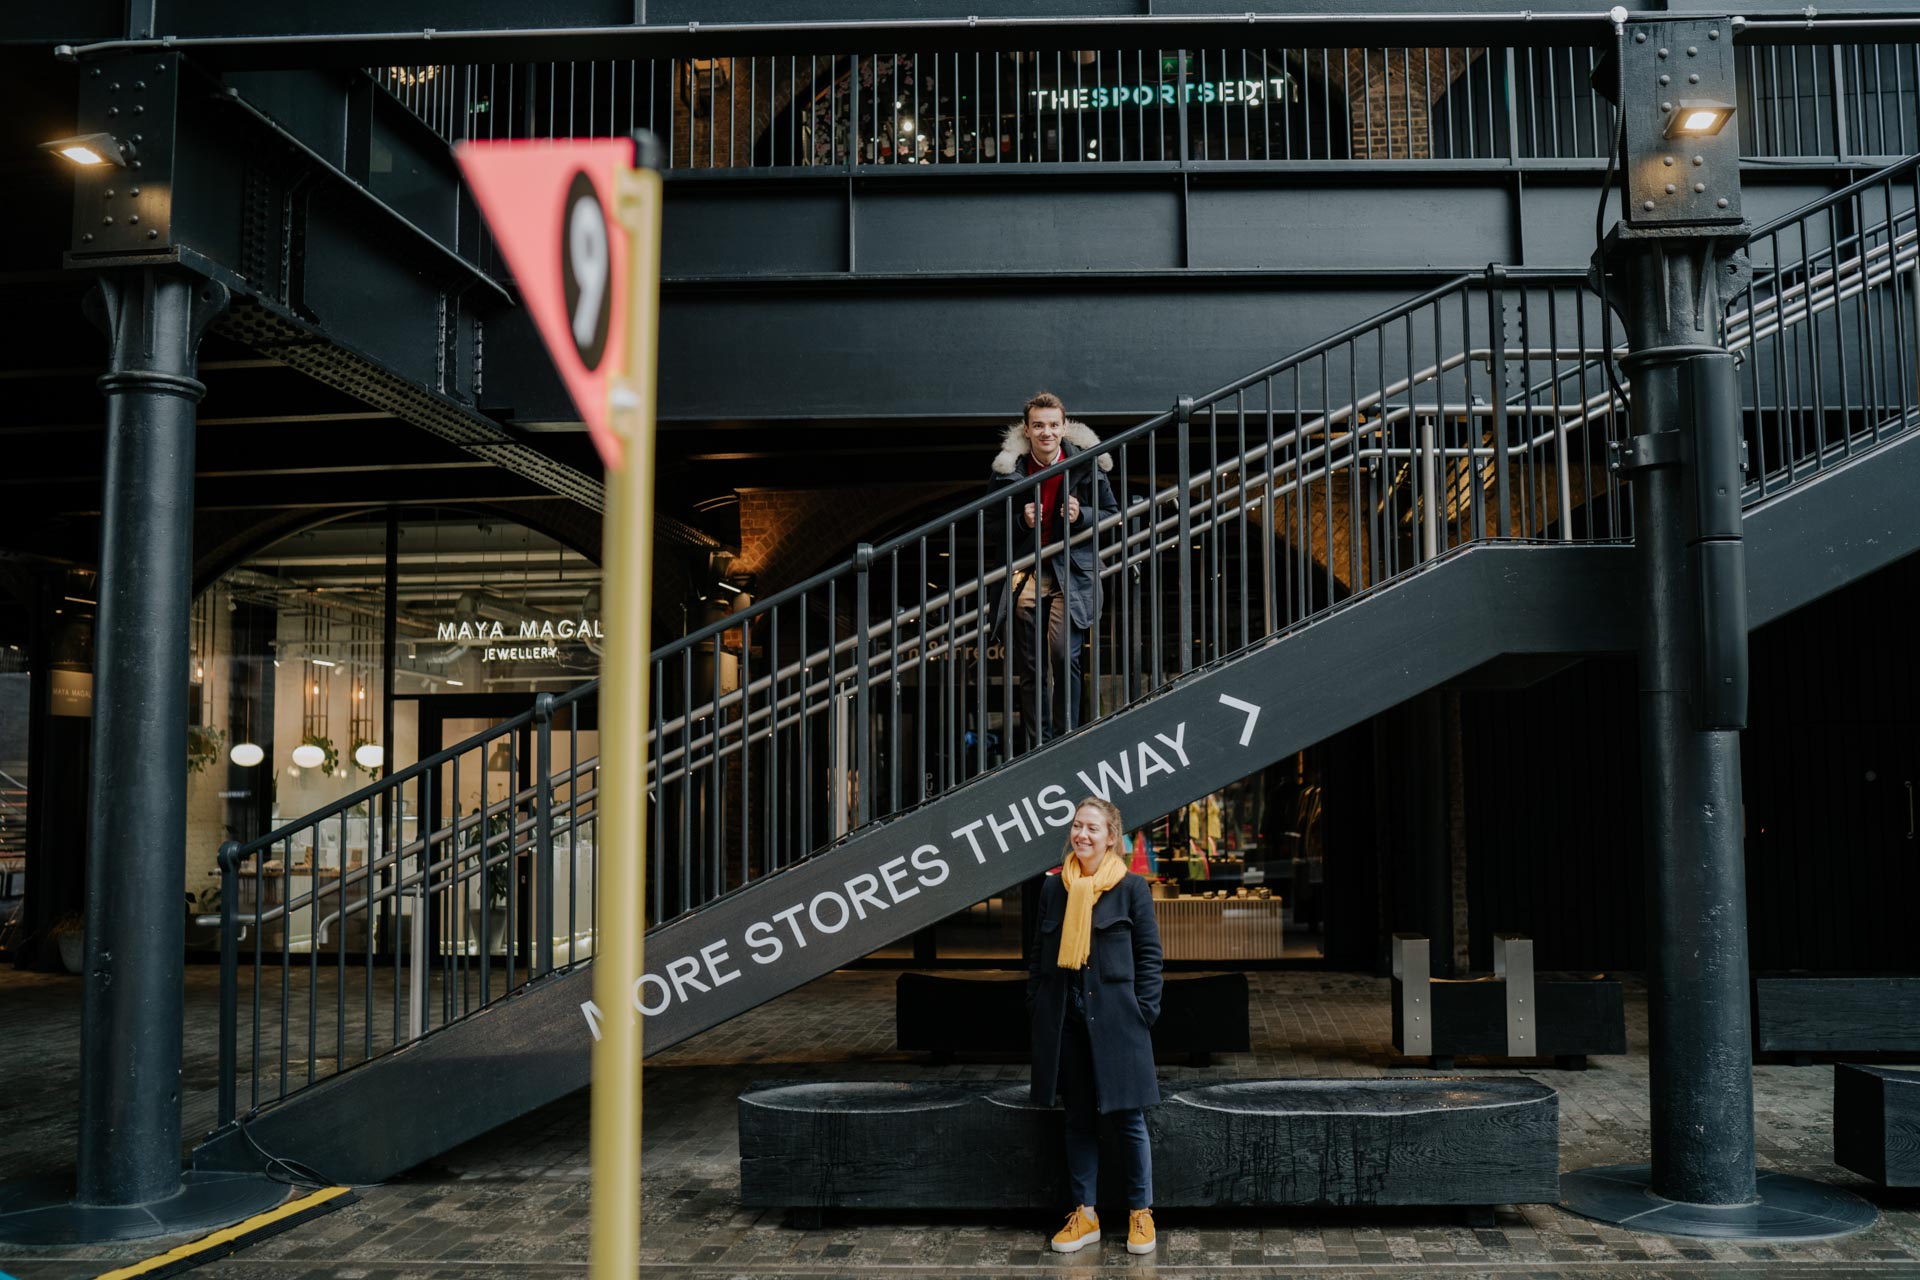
[1050,1204,1100,1253]
[1127,1207,1156,1255]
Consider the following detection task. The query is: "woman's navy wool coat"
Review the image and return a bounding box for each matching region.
[1026,871,1164,1114]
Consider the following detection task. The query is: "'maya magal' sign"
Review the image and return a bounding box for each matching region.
[437,616,603,663]
[1033,76,1294,111]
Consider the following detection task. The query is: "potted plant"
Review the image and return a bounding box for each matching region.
[49,913,85,974]
[468,808,514,954]
[300,733,341,777]
[187,724,225,775]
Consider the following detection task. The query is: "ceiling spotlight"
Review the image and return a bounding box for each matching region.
[1664,100,1734,139]
[40,132,133,167]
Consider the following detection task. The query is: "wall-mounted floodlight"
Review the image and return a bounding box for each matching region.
[1665,100,1735,139]
[40,132,134,166]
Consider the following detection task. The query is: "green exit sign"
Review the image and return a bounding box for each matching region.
[1160,53,1194,78]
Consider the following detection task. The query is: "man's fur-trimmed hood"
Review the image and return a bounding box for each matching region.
[990,419,1114,475]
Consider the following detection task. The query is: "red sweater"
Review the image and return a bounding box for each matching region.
[1025,451,1067,528]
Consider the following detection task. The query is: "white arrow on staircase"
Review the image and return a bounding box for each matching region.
[1218,694,1262,747]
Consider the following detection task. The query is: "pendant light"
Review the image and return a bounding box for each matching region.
[229,620,263,766]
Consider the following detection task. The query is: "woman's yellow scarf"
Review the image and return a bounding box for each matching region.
[1056,850,1128,970]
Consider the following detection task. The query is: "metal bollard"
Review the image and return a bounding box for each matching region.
[1495,934,1537,1057]
[1391,932,1432,1057]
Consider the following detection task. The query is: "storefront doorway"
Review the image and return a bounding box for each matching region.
[403,691,600,970]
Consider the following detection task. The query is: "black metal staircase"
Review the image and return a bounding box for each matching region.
[196,154,1920,1184]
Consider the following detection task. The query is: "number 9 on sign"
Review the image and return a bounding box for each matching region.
[561,171,611,371]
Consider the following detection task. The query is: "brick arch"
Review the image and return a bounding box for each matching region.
[674,55,848,170]
[1334,47,1488,160]
[190,501,605,597]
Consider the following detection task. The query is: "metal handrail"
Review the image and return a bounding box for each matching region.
[218,682,595,872]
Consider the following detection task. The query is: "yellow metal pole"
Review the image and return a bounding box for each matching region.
[589,135,663,1280]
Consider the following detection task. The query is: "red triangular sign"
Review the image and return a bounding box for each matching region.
[455,139,634,470]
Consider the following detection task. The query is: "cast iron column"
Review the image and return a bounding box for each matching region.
[1614,233,1756,1207]
[77,267,227,1208]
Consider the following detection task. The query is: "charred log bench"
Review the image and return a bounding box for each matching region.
[895,971,1251,1066]
[739,1076,1559,1227]
[1834,1065,1920,1187]
[1753,974,1920,1063]
[1390,934,1625,1070]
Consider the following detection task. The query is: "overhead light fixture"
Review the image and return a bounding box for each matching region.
[1664,99,1734,139]
[445,679,464,687]
[310,658,336,667]
[354,742,385,770]
[291,743,326,769]
[229,742,265,768]
[40,132,133,167]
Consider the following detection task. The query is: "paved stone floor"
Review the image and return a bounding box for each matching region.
[3,966,1919,1279]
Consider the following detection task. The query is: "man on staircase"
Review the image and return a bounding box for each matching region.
[988,392,1117,754]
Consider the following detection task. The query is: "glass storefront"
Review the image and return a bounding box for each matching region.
[183,511,602,919]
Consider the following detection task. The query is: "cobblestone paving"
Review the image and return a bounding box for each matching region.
[3,967,1918,1279]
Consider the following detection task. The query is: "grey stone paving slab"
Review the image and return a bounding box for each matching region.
[3,968,1920,1280]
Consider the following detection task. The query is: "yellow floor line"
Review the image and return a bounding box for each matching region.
[92,1185,354,1280]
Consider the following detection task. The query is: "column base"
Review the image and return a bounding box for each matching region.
[1561,1164,1877,1241]
[0,1169,288,1246]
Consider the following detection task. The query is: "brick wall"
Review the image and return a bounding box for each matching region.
[672,55,844,170]
[1343,48,1485,160]
[735,482,971,597]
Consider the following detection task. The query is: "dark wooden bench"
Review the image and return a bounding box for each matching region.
[1834,1064,1920,1187]
[895,971,1251,1066]
[1390,934,1625,1070]
[1753,974,1920,1063]
[739,1076,1559,1227]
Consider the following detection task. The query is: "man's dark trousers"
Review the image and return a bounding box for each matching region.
[1013,575,1084,753]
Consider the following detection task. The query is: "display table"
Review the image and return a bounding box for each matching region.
[1153,895,1284,960]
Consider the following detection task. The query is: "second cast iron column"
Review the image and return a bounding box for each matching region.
[1611,230,1757,1207]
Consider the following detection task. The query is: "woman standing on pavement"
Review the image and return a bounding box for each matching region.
[1026,796,1164,1256]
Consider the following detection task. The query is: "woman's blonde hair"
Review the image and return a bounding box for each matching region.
[1066,795,1127,863]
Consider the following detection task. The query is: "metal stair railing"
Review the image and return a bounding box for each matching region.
[215,685,599,1124]
[1724,152,1920,498]
[214,152,1920,1125]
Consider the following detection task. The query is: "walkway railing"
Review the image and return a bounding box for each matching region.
[376,37,1920,170]
[216,152,1920,1127]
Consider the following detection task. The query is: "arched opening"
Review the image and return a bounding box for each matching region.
[182,508,605,945]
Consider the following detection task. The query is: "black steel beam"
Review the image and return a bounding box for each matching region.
[0,467,564,518]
